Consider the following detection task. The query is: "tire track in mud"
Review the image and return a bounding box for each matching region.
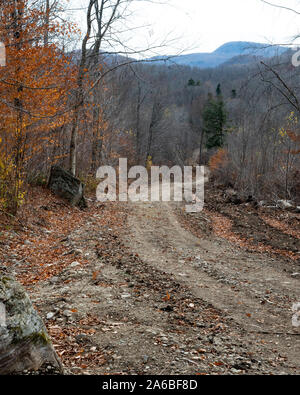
[124,200,300,372]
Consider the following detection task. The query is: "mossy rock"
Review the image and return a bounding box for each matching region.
[0,274,63,374]
[48,165,87,208]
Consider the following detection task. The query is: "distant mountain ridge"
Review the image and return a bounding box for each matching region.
[151,41,287,69]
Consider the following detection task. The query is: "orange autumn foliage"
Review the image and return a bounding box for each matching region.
[0,0,78,212]
[208,148,229,173]
[286,130,300,155]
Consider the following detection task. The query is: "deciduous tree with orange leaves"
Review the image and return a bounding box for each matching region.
[0,0,78,213]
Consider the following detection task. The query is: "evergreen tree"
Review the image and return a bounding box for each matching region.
[202,92,227,149]
[188,78,195,86]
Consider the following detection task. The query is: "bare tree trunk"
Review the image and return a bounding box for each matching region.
[11,1,25,214]
[285,145,291,200]
[145,99,163,165]
[69,0,123,175]
[44,0,50,47]
[146,104,155,164]
[69,0,94,175]
[198,128,204,165]
[146,124,153,164]
[69,103,80,175]
[91,106,103,173]
[136,82,142,163]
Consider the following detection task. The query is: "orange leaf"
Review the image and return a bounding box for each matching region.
[163,292,171,301]
[92,271,99,280]
[214,361,224,366]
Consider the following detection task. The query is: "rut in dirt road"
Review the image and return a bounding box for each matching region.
[124,200,300,371]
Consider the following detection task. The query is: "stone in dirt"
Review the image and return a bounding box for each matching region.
[0,274,63,374]
[47,165,87,209]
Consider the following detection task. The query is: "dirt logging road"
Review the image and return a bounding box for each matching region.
[12,185,300,375]
[124,198,300,373]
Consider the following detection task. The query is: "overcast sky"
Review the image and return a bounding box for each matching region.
[67,0,300,55]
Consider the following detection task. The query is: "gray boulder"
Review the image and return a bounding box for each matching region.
[48,165,87,208]
[0,274,63,374]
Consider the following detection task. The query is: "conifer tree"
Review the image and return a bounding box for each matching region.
[202,86,227,149]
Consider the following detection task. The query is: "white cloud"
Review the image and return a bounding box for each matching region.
[67,0,300,55]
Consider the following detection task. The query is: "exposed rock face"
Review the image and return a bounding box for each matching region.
[48,165,87,208]
[0,274,63,374]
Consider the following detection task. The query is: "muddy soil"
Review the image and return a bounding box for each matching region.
[3,186,300,375]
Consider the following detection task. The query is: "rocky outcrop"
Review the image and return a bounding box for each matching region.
[48,165,87,208]
[0,273,63,374]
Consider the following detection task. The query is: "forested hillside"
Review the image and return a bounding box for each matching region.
[0,1,299,212]
[0,2,299,212]
[91,50,300,203]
